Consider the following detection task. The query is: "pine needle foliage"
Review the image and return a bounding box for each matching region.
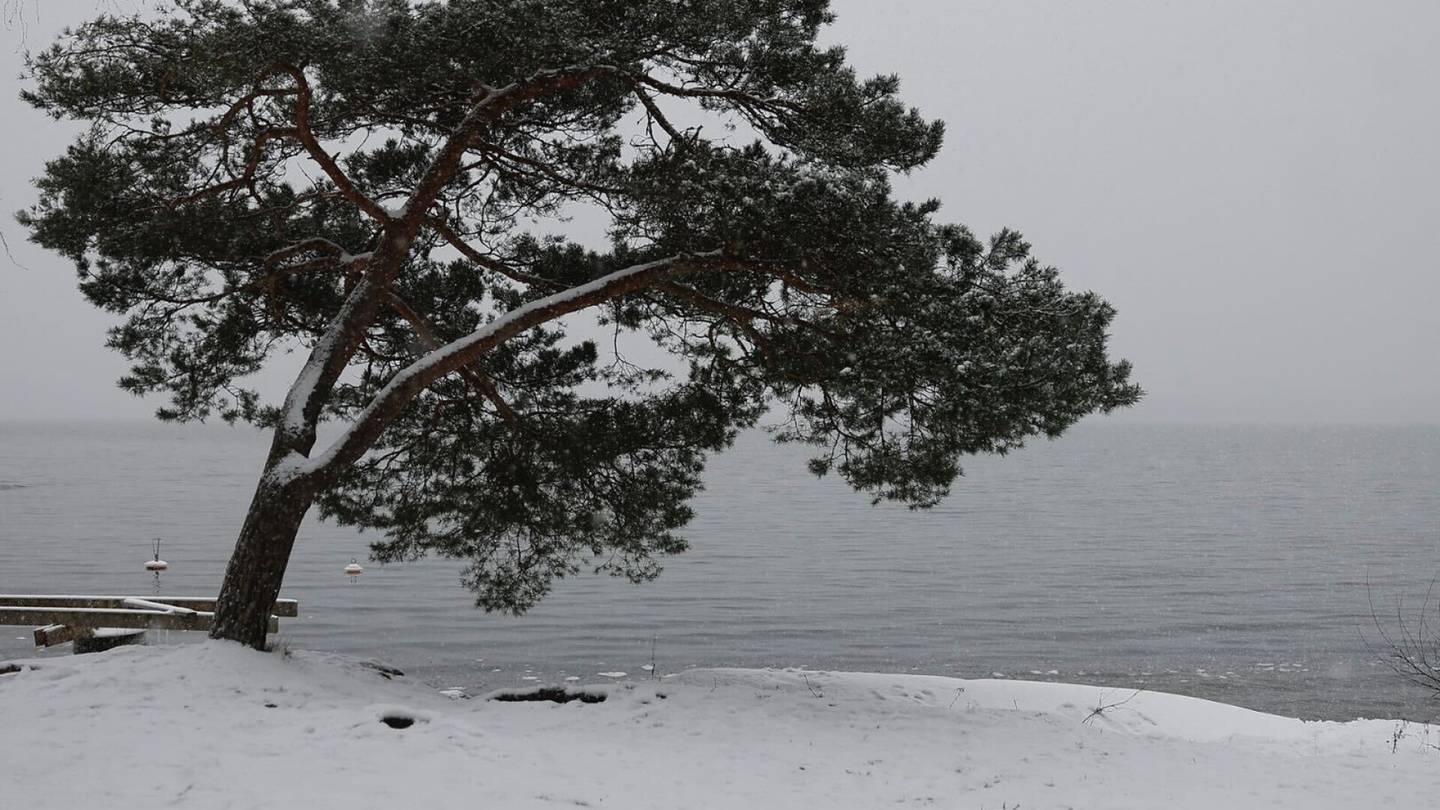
[20,0,1141,614]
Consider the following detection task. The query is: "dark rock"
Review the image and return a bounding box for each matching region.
[359,660,405,679]
[490,686,607,704]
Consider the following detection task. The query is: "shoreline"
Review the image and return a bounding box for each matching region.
[5,634,1432,724]
[3,642,1435,808]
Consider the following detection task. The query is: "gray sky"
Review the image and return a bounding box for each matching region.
[1,0,1437,423]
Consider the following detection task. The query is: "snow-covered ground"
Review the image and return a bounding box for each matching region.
[1,642,1435,808]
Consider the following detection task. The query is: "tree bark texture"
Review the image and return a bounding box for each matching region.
[209,477,315,649]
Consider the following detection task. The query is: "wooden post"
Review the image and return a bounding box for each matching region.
[33,624,86,647]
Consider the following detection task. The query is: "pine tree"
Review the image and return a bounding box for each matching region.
[20,0,1141,648]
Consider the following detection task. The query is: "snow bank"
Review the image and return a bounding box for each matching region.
[1,643,1434,808]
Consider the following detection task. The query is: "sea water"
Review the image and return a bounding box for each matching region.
[1,419,1436,721]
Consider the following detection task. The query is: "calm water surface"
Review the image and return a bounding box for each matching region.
[1,420,1437,721]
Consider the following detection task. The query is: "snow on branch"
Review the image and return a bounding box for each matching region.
[272,250,724,485]
[254,64,628,483]
[263,238,348,266]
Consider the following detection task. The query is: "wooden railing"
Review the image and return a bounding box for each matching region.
[0,594,298,649]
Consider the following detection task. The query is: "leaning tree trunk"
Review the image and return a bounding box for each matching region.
[210,476,317,649]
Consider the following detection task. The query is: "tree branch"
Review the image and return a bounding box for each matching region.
[283,250,735,483]
[166,126,297,208]
[425,216,560,289]
[273,63,392,224]
[656,281,776,325]
[265,65,614,465]
[394,65,615,234]
[473,141,627,195]
[263,237,348,267]
[383,290,521,426]
[629,73,798,112]
[631,84,685,145]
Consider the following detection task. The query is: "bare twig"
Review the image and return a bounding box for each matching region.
[801,673,823,699]
[1366,575,1440,695]
[0,227,31,271]
[1082,690,1141,725]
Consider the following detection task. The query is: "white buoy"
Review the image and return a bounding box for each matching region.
[344,558,364,577]
[146,539,169,571]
